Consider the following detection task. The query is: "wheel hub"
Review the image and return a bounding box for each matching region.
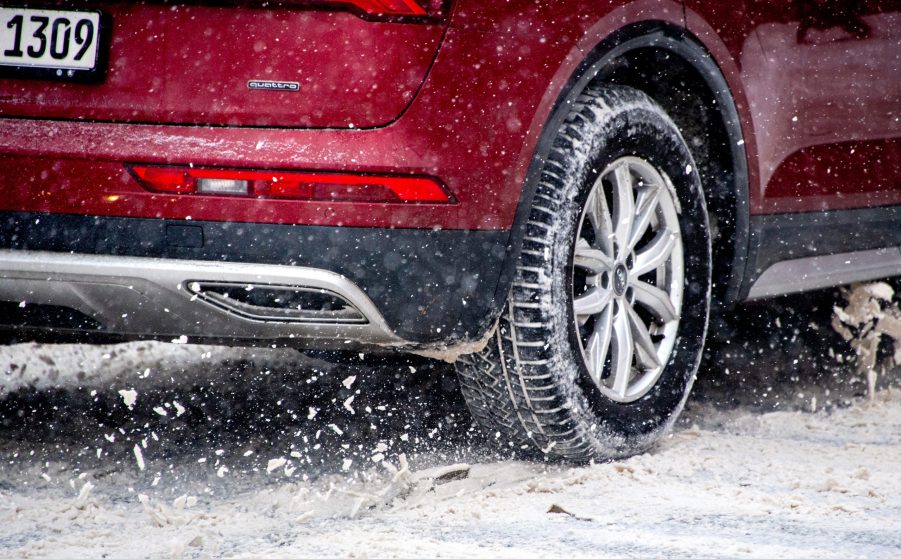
[612,263,628,296]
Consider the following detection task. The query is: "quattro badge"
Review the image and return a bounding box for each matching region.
[247,80,300,92]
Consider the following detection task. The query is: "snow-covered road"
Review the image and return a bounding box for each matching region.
[1,288,900,558]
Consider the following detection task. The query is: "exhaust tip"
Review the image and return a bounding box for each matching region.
[186,281,367,324]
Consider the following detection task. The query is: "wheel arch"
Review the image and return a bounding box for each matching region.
[496,21,751,311]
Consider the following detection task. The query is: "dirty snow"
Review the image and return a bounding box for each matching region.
[1,286,900,558]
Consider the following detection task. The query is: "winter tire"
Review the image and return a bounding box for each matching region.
[455,85,712,462]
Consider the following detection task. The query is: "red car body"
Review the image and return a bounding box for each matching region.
[1,0,899,351]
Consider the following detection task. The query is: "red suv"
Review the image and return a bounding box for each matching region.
[1,1,899,461]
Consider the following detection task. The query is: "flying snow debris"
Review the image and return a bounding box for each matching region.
[172,495,198,510]
[342,458,353,471]
[118,389,138,410]
[153,406,168,417]
[343,396,356,414]
[133,445,145,471]
[267,458,287,474]
[308,407,318,420]
[173,401,186,416]
[342,375,357,389]
[217,466,229,478]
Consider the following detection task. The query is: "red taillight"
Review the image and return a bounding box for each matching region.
[129,165,452,204]
[274,0,444,17]
[334,0,426,16]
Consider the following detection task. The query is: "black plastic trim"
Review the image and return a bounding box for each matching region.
[0,212,509,344]
[741,205,901,300]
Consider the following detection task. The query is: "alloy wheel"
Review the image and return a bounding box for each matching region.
[572,156,684,403]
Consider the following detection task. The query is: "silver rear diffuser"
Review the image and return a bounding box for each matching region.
[0,250,402,346]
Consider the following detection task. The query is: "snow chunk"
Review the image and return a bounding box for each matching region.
[343,396,356,414]
[342,375,357,389]
[267,458,287,474]
[118,389,138,410]
[133,445,145,471]
[76,481,94,504]
[173,494,197,509]
[864,282,895,302]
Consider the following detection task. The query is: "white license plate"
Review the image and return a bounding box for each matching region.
[0,7,101,75]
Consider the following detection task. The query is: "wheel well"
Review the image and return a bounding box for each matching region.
[592,42,746,305]
[498,23,750,315]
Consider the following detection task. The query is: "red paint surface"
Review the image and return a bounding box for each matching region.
[0,1,686,230]
[0,0,898,231]
[0,4,444,128]
[686,0,901,214]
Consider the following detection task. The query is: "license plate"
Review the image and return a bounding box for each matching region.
[0,7,104,81]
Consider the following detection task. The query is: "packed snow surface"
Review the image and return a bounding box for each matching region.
[1,286,900,558]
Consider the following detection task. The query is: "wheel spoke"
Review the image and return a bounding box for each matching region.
[611,163,635,252]
[628,185,661,252]
[632,230,677,276]
[586,189,615,254]
[631,280,678,323]
[585,307,613,384]
[610,305,634,398]
[573,287,613,319]
[573,244,614,274]
[627,305,662,370]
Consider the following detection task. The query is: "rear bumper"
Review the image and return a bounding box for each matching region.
[0,250,402,347]
[0,212,509,349]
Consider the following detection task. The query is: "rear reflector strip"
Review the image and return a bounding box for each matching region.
[128,165,452,204]
[336,0,427,16]
[280,0,437,17]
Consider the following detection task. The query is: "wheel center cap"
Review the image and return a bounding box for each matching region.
[613,264,628,296]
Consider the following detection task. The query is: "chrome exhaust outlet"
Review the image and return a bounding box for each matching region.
[185,281,367,324]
